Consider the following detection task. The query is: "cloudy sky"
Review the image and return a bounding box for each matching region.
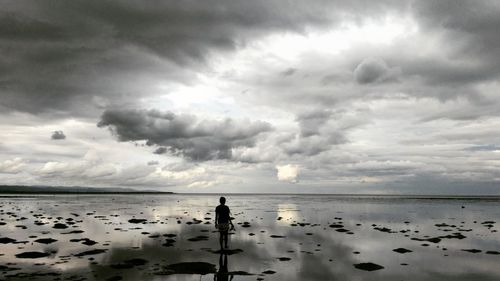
[1,0,500,194]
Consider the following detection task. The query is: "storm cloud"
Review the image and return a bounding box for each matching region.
[97,109,272,161]
[2,0,500,193]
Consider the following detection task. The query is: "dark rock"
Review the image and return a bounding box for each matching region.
[393,248,412,254]
[427,237,441,243]
[34,238,57,244]
[374,227,396,233]
[128,219,147,224]
[15,251,50,259]
[354,262,384,271]
[53,223,68,229]
[0,237,16,244]
[462,249,482,253]
[61,230,85,234]
[329,224,344,228]
[486,251,500,255]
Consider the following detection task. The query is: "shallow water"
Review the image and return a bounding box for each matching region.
[0,194,499,280]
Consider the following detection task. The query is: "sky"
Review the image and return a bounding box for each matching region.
[1,0,500,194]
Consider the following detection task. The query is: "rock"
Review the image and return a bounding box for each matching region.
[61,230,85,234]
[462,249,482,253]
[34,238,57,244]
[53,223,68,229]
[128,219,147,224]
[0,237,16,244]
[329,224,344,228]
[15,251,50,259]
[393,248,412,254]
[354,262,384,271]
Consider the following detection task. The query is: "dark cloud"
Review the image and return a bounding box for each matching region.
[296,110,333,137]
[353,57,397,84]
[408,0,500,86]
[276,110,350,157]
[153,147,167,155]
[97,109,272,161]
[51,130,66,140]
[0,0,411,116]
[0,0,332,116]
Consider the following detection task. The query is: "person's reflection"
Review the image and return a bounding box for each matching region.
[214,253,234,281]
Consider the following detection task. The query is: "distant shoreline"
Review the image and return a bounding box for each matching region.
[0,191,174,195]
[0,185,173,194]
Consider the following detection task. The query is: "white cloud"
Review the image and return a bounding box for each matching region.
[0,158,26,174]
[276,164,300,183]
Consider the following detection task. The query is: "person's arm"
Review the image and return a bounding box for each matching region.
[229,209,235,230]
[215,207,218,227]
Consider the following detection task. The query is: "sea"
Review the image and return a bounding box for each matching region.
[0,194,499,280]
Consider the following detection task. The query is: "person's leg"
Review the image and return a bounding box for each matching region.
[219,231,223,249]
[224,231,228,248]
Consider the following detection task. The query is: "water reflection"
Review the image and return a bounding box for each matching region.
[0,195,499,280]
[215,253,233,281]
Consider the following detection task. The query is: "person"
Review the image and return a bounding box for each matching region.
[215,196,235,250]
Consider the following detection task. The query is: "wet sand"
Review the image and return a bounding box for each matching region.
[0,194,499,280]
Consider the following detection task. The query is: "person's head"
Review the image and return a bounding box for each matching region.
[219,196,226,205]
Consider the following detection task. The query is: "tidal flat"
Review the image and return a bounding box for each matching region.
[0,194,499,280]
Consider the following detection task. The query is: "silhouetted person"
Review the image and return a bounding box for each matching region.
[214,253,234,281]
[215,196,235,250]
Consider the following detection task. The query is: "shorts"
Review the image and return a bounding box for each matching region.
[217,222,230,232]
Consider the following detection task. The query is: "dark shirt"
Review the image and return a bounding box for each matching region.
[215,205,230,224]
